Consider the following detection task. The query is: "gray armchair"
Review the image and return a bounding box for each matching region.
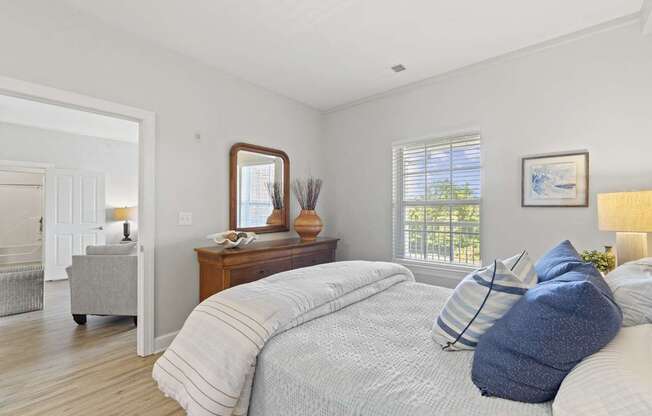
[66,243,137,325]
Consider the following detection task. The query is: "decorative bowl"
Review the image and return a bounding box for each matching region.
[206,230,257,249]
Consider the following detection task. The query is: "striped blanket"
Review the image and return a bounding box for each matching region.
[152,260,414,416]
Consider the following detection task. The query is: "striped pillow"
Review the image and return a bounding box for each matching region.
[504,251,538,284]
[432,251,536,351]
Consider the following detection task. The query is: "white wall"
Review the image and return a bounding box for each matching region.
[0,122,139,243]
[323,23,652,285]
[0,1,325,337]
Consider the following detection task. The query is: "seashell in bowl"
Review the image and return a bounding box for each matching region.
[206,230,257,249]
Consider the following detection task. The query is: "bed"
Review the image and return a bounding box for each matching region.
[250,280,551,416]
[153,261,551,416]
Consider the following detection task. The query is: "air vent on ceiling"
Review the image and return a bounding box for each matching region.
[391,64,406,73]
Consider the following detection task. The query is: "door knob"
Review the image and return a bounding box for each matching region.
[94,226,104,230]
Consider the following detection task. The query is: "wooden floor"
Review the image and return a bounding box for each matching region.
[0,280,183,416]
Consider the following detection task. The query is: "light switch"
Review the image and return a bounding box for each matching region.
[178,212,193,226]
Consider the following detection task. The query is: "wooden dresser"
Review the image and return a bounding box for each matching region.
[194,237,339,301]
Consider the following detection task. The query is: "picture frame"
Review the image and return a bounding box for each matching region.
[521,151,589,207]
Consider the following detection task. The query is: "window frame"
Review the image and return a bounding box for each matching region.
[392,132,483,270]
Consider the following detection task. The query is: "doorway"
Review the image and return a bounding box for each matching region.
[0,167,44,269]
[0,75,156,356]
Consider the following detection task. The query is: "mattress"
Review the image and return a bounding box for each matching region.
[249,281,552,416]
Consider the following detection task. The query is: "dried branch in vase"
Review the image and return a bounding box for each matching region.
[265,182,283,209]
[292,177,323,210]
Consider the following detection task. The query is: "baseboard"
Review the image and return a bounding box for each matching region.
[45,277,68,282]
[154,330,179,353]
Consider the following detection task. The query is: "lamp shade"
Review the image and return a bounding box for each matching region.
[113,206,137,221]
[597,191,652,232]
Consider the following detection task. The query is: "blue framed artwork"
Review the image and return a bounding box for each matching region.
[522,151,589,207]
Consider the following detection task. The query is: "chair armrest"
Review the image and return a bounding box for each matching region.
[70,255,137,316]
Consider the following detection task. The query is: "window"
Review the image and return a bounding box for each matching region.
[392,134,481,267]
[239,163,275,227]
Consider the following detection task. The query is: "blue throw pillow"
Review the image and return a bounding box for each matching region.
[534,240,583,282]
[471,263,622,403]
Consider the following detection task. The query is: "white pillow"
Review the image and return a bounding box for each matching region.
[606,258,652,327]
[553,324,652,416]
[432,251,536,350]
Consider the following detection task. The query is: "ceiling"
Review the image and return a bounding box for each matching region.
[0,94,138,143]
[61,0,644,111]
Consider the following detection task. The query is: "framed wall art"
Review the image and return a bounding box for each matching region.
[522,151,589,207]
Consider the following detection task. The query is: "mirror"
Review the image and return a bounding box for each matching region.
[229,143,290,233]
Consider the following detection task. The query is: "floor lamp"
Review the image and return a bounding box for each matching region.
[598,191,652,266]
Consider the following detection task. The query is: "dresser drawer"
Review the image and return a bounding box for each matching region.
[292,250,333,269]
[195,238,339,301]
[229,258,293,287]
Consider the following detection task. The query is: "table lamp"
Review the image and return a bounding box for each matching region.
[598,191,652,265]
[113,206,137,241]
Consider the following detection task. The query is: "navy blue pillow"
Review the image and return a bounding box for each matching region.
[471,263,622,403]
[534,240,583,282]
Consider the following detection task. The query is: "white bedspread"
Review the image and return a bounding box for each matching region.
[152,260,414,416]
[250,280,553,416]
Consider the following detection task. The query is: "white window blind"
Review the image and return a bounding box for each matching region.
[239,163,275,227]
[392,134,481,266]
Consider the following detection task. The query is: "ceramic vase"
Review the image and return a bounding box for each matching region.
[294,210,323,241]
[266,208,283,225]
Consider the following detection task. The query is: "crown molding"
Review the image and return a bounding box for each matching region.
[324,13,641,115]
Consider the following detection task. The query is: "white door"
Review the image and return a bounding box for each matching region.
[45,169,106,280]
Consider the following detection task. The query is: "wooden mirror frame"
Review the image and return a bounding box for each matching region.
[229,143,290,233]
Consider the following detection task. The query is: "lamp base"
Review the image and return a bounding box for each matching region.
[615,232,648,266]
[122,221,132,242]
